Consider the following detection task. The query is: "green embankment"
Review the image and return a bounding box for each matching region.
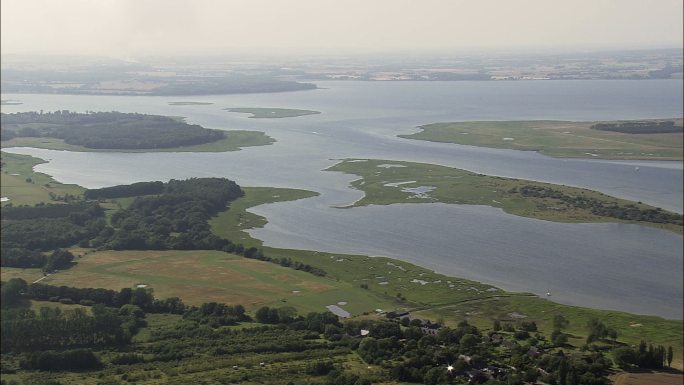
[399,119,684,160]
[225,107,321,118]
[0,152,84,206]
[0,130,274,153]
[326,159,682,233]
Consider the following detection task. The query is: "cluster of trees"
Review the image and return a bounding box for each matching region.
[1,202,103,272]
[94,178,242,251]
[591,120,682,134]
[183,302,250,327]
[1,202,104,252]
[1,202,102,221]
[518,185,683,225]
[20,348,102,371]
[613,341,674,369]
[1,178,328,281]
[23,281,185,315]
[1,111,226,149]
[537,351,612,385]
[1,305,128,352]
[84,181,164,199]
[585,318,618,344]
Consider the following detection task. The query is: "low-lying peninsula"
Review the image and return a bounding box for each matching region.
[399,119,684,160]
[327,159,683,233]
[0,110,274,152]
[225,107,321,118]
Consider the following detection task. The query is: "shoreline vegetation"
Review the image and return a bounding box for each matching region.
[326,159,683,233]
[225,107,322,118]
[0,110,275,152]
[1,152,682,377]
[399,118,684,160]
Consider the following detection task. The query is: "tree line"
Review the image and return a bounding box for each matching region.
[591,120,682,134]
[1,111,226,149]
[517,185,683,225]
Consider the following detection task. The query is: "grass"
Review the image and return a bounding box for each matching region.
[0,130,274,153]
[0,249,396,315]
[0,152,84,206]
[326,159,682,233]
[225,107,321,119]
[399,119,684,160]
[614,372,684,385]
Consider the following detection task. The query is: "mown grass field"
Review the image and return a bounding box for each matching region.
[0,152,84,206]
[0,250,396,315]
[326,159,682,233]
[225,107,321,118]
[399,119,684,160]
[0,129,274,153]
[614,372,684,385]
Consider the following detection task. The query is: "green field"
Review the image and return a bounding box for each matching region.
[225,107,321,118]
[0,152,84,206]
[326,159,682,232]
[0,129,274,153]
[399,119,684,160]
[0,249,395,316]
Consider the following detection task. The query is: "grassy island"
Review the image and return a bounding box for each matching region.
[399,119,684,160]
[326,159,683,233]
[225,107,321,118]
[0,111,274,152]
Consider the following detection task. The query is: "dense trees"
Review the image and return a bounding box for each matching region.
[1,278,28,308]
[591,120,682,134]
[612,341,672,369]
[518,185,683,225]
[84,181,164,199]
[96,178,242,251]
[1,111,226,149]
[1,305,128,352]
[21,348,102,371]
[1,177,327,277]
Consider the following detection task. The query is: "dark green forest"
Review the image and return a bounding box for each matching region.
[590,120,682,134]
[1,178,325,276]
[0,111,225,149]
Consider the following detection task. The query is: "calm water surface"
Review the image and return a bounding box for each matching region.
[2,80,682,318]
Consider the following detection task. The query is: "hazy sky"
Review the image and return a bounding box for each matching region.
[2,0,682,58]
